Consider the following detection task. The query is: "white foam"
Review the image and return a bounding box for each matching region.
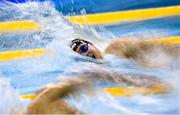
[0,77,23,114]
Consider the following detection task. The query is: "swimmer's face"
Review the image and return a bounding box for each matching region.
[71,39,102,59]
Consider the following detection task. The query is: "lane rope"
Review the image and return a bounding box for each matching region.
[0,20,43,33]
[68,6,180,25]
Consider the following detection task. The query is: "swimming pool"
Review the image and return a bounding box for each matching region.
[0,1,180,114]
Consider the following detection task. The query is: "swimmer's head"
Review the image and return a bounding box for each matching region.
[70,39,102,59]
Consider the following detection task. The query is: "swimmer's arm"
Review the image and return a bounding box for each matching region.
[104,39,143,58]
[27,81,82,114]
[78,68,168,88]
[104,38,159,59]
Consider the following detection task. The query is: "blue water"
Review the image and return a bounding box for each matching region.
[2,0,47,3]
[98,16,180,38]
[2,0,180,15]
[0,1,179,114]
[54,0,180,15]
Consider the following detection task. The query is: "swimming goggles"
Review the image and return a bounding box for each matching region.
[79,43,89,53]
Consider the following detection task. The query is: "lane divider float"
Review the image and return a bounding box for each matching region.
[68,6,180,25]
[0,48,48,61]
[145,36,180,46]
[0,20,43,33]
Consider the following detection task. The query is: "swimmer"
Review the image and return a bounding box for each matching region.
[27,68,170,114]
[70,38,180,67]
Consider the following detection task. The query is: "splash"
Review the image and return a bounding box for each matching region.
[0,77,23,114]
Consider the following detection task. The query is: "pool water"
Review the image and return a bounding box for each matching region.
[0,1,179,114]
